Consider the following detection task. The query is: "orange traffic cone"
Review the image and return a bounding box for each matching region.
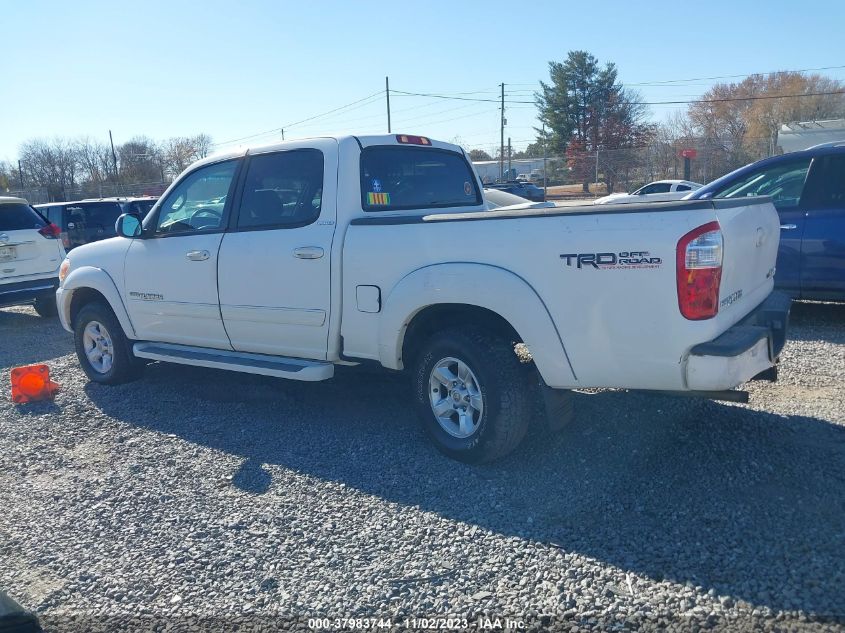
[10,364,60,403]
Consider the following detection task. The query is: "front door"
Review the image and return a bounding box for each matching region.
[712,156,813,294]
[123,159,240,348]
[800,153,845,299]
[217,140,337,360]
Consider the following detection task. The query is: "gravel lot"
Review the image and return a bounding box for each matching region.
[1,302,843,632]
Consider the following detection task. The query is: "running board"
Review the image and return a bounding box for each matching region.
[132,342,334,381]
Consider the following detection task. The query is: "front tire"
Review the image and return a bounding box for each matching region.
[74,301,143,385]
[411,328,535,463]
[33,296,58,317]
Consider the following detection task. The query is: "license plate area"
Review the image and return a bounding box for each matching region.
[0,246,17,261]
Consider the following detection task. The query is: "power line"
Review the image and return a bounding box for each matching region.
[213,90,384,147]
[391,88,845,107]
[504,64,845,89]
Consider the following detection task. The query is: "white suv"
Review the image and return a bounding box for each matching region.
[0,196,66,316]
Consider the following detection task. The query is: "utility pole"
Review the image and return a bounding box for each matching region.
[17,160,24,190]
[386,76,392,133]
[542,124,547,201]
[108,130,118,180]
[499,83,505,182]
[595,147,599,195]
[281,129,285,141]
[507,137,512,178]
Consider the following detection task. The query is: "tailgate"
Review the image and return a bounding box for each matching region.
[712,198,780,322]
[0,228,62,279]
[0,203,63,280]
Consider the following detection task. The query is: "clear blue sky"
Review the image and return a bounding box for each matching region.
[3,0,844,161]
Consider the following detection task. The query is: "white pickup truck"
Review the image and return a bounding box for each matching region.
[56,134,790,462]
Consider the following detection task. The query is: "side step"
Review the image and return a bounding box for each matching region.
[133,342,334,381]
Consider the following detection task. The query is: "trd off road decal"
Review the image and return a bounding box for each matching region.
[560,251,662,270]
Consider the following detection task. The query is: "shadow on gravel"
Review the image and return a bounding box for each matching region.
[0,309,72,367]
[789,301,845,342]
[84,357,845,618]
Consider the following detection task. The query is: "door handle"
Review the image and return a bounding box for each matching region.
[293,246,324,259]
[186,250,211,261]
[780,224,798,230]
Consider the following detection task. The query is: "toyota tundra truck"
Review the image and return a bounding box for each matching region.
[55,134,790,462]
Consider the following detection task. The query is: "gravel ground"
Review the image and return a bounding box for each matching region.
[0,302,843,632]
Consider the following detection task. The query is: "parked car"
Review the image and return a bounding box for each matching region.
[35,198,156,251]
[688,141,845,302]
[594,179,703,204]
[0,196,65,316]
[487,180,545,201]
[484,188,555,211]
[515,174,530,183]
[57,134,788,463]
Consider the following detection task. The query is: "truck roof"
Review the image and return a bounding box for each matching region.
[198,134,465,170]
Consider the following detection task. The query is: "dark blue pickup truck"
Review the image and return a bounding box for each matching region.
[690,142,845,302]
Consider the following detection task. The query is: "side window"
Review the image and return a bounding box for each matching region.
[153,160,238,234]
[713,158,811,210]
[637,183,669,194]
[237,149,324,230]
[48,207,63,225]
[804,155,845,210]
[676,184,691,192]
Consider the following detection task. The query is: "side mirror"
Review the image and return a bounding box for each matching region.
[116,213,143,238]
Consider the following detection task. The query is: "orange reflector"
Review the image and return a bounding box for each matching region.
[10,364,60,403]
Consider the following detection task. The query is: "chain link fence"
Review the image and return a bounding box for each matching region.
[8,180,171,205]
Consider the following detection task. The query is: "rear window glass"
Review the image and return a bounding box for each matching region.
[64,202,124,231]
[0,203,47,231]
[360,146,481,211]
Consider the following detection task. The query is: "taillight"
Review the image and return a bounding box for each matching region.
[677,221,723,320]
[38,223,62,239]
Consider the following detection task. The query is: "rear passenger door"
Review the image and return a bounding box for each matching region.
[217,140,337,360]
[799,154,845,299]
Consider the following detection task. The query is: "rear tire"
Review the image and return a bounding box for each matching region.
[411,328,535,463]
[74,301,143,385]
[33,296,58,317]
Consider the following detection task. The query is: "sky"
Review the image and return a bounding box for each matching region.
[2,0,844,162]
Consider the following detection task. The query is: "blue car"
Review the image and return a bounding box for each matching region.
[689,142,845,302]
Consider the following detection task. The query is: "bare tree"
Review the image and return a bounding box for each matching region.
[75,137,113,184]
[19,138,78,199]
[118,136,162,183]
[160,135,214,177]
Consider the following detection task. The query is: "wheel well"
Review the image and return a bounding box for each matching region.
[402,304,522,367]
[69,287,108,328]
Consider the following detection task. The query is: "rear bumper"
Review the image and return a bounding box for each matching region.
[0,277,59,307]
[685,291,791,391]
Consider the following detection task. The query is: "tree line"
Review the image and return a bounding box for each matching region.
[0,134,213,201]
[478,51,845,193]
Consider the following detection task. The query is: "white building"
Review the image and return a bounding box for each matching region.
[778,119,845,152]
